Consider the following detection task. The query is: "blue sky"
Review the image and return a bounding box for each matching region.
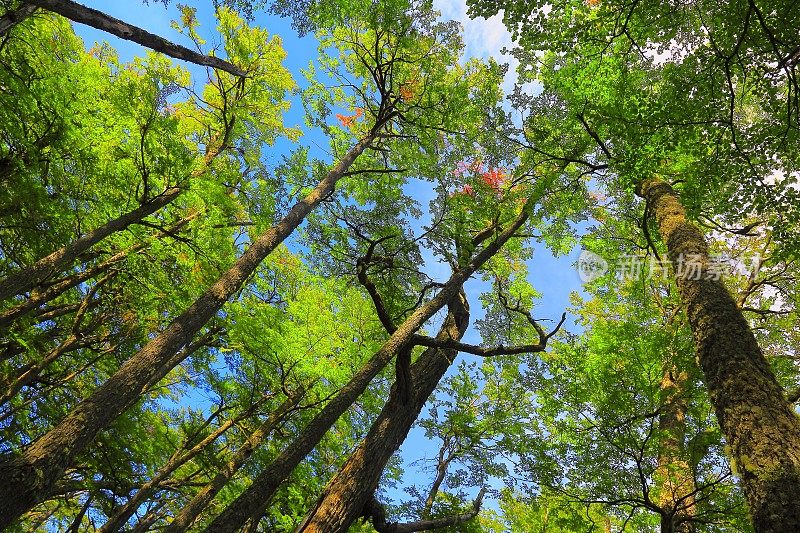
[68,0,586,521]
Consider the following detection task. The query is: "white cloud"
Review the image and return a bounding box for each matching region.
[433,0,518,93]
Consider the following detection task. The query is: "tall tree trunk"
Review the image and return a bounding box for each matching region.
[656,363,695,533]
[162,391,304,532]
[637,176,800,532]
[0,187,181,303]
[203,205,532,533]
[0,133,376,529]
[21,0,245,76]
[293,291,469,533]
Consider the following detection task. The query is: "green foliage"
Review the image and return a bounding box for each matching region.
[4,1,796,532]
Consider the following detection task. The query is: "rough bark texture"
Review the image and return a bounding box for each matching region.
[203,206,531,533]
[0,187,182,303]
[0,133,375,529]
[293,292,469,533]
[202,347,405,533]
[26,0,245,76]
[163,392,303,532]
[656,364,695,533]
[637,176,800,532]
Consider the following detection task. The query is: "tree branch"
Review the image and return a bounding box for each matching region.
[367,487,486,533]
[27,0,246,76]
[0,3,37,36]
[412,312,566,357]
[577,111,612,159]
[355,234,398,334]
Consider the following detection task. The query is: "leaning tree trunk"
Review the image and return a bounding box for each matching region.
[0,3,36,36]
[0,120,229,304]
[0,132,377,529]
[203,205,532,533]
[293,291,469,533]
[96,395,270,533]
[0,212,198,328]
[637,176,800,532]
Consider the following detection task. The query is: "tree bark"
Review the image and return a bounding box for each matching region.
[293,291,470,533]
[0,187,182,303]
[0,212,198,328]
[162,391,303,532]
[0,132,376,529]
[202,205,532,533]
[656,364,695,533]
[637,176,800,532]
[23,0,245,76]
[0,212,200,330]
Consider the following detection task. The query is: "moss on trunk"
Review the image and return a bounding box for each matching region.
[638,176,800,532]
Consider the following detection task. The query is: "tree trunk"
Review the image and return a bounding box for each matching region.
[0,187,181,303]
[163,391,304,532]
[0,251,119,328]
[293,291,469,533]
[637,176,800,532]
[203,205,531,533]
[0,132,376,529]
[656,363,695,533]
[24,0,245,76]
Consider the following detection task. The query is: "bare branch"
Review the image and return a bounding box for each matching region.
[27,0,246,76]
[412,312,567,357]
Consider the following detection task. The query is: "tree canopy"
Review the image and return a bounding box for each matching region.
[1,0,799,531]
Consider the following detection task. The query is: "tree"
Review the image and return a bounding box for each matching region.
[466,0,800,528]
[0,1,558,530]
[0,6,378,526]
[8,0,800,531]
[0,0,244,74]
